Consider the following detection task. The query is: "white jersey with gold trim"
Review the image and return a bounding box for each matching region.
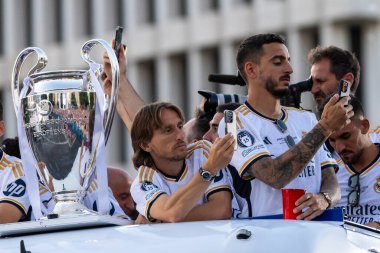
[218,102,337,217]
[335,151,380,224]
[369,125,380,144]
[0,150,32,220]
[131,140,232,221]
[0,149,128,221]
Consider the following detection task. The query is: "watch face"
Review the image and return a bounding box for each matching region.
[202,171,211,181]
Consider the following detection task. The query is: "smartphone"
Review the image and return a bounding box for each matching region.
[113,26,124,54]
[338,79,351,107]
[224,110,237,150]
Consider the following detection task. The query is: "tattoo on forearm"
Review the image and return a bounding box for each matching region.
[250,123,328,188]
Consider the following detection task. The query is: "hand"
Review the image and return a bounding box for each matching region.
[294,193,329,221]
[101,40,127,96]
[319,94,354,135]
[202,134,235,175]
[134,214,151,224]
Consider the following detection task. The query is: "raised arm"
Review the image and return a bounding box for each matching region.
[102,43,145,131]
[246,95,353,189]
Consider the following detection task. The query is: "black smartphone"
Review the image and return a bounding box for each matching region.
[338,79,351,106]
[113,26,123,54]
[224,110,237,150]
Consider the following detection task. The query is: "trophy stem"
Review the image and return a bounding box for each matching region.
[52,190,96,217]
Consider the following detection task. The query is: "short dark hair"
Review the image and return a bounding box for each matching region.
[186,108,213,143]
[216,102,242,113]
[319,95,364,119]
[2,137,20,158]
[307,46,361,93]
[236,34,286,82]
[131,102,184,169]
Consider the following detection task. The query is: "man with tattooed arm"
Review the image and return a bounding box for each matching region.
[218,34,353,220]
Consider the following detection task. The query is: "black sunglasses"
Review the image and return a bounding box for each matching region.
[275,119,295,148]
[348,173,360,207]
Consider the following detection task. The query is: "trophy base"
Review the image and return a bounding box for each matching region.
[0,215,132,237]
[52,190,95,217]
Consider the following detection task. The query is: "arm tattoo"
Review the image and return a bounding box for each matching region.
[249,123,328,189]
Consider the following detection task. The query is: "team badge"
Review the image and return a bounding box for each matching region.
[141,181,159,192]
[373,177,380,193]
[237,131,255,148]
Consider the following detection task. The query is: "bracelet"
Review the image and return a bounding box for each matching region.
[319,192,332,209]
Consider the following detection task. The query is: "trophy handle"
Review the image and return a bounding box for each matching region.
[11,47,48,115]
[81,39,119,144]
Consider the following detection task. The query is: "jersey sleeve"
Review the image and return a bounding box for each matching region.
[218,111,270,180]
[369,125,380,144]
[205,168,232,200]
[84,179,131,219]
[318,143,338,172]
[0,160,30,219]
[130,166,166,221]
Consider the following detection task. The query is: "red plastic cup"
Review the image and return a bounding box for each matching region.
[281,188,306,220]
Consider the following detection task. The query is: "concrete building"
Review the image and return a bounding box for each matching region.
[1,0,380,171]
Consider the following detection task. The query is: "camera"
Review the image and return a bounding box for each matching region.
[198,90,247,115]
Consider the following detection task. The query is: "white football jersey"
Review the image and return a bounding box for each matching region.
[369,125,380,144]
[335,151,380,224]
[0,150,128,221]
[131,140,232,221]
[218,103,337,217]
[0,150,32,221]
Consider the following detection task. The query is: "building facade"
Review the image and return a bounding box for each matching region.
[1,0,380,171]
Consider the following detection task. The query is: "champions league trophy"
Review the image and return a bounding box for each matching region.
[11,39,119,221]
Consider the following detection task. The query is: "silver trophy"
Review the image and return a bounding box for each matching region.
[12,39,119,218]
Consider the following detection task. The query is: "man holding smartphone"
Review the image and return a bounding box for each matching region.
[308,46,380,152]
[218,34,353,219]
[307,45,360,111]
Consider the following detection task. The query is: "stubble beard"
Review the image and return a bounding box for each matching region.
[264,77,289,99]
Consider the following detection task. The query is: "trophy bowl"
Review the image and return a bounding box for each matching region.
[12,40,119,218]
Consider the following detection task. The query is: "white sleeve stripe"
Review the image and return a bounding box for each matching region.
[145,191,166,220]
[238,152,270,175]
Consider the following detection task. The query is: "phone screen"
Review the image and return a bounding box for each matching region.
[114,26,123,54]
[338,79,351,106]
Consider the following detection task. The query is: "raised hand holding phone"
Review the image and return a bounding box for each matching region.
[224,110,237,150]
[338,79,351,107]
[113,26,123,54]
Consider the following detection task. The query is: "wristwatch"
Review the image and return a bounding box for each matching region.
[320,192,332,208]
[199,167,216,182]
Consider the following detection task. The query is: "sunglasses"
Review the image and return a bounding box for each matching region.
[275,119,295,148]
[348,173,360,207]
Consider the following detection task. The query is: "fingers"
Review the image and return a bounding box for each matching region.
[325,94,339,107]
[294,193,326,221]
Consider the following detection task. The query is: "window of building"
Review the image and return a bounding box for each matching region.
[137,0,156,25]
[137,59,157,102]
[84,0,93,36]
[349,25,362,101]
[200,47,221,93]
[0,0,4,55]
[200,0,219,13]
[169,53,188,115]
[168,0,187,18]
